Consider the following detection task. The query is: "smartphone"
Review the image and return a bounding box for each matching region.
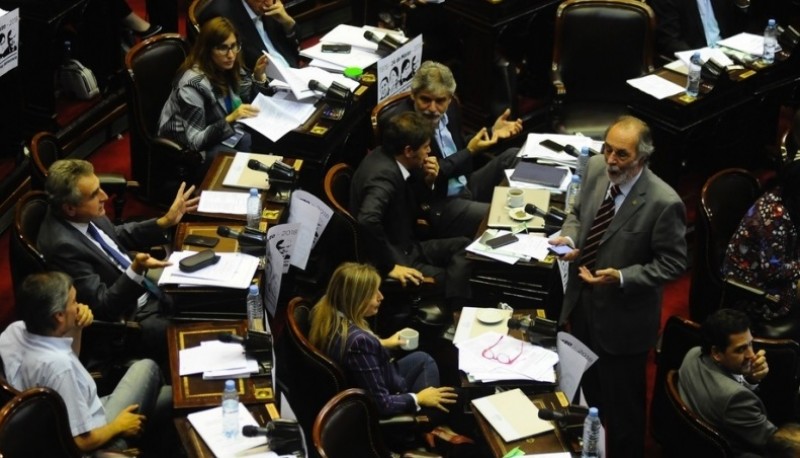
[183,234,219,248]
[539,139,565,152]
[321,44,351,54]
[222,127,245,148]
[486,233,519,249]
[548,245,572,257]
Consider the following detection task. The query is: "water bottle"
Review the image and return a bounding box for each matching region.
[685,52,702,98]
[222,380,239,439]
[246,188,261,229]
[577,146,590,178]
[581,407,601,458]
[246,284,264,332]
[565,174,582,213]
[763,19,777,64]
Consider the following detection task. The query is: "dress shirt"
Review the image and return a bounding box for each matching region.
[241,0,290,68]
[696,0,722,46]
[434,113,468,196]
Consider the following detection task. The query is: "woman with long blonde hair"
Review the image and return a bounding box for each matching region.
[309,262,457,417]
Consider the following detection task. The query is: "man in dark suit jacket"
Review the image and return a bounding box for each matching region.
[37,159,199,362]
[679,309,800,457]
[351,112,472,305]
[651,0,752,55]
[200,0,299,70]
[381,61,524,239]
[550,116,688,458]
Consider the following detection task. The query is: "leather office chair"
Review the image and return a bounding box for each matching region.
[751,337,800,425]
[313,388,392,458]
[370,91,413,146]
[125,34,201,207]
[662,370,733,458]
[689,168,761,323]
[0,387,83,458]
[550,0,655,138]
[29,132,135,224]
[186,0,212,44]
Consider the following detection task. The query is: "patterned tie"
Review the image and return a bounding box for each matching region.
[580,185,621,270]
[86,223,166,302]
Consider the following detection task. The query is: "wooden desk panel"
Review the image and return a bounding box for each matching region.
[168,321,274,410]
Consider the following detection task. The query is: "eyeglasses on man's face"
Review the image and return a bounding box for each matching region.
[213,43,242,55]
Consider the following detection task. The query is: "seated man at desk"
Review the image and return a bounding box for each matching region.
[381,60,524,239]
[200,0,299,70]
[679,308,800,456]
[351,112,472,308]
[651,0,754,54]
[38,159,199,364]
[550,116,688,458]
[0,272,172,455]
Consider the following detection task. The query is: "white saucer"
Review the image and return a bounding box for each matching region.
[508,207,534,222]
[476,308,506,325]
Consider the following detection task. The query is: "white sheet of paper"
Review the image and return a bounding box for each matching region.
[301,43,380,70]
[556,332,598,403]
[626,74,685,100]
[266,223,300,274]
[291,190,333,248]
[158,251,260,289]
[264,233,283,317]
[237,93,316,142]
[718,32,776,56]
[179,341,247,375]
[285,199,317,270]
[186,404,275,458]
[675,47,734,67]
[198,190,249,214]
[319,24,406,52]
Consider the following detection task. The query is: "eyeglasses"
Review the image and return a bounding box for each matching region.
[601,143,632,160]
[213,43,242,55]
[481,335,524,365]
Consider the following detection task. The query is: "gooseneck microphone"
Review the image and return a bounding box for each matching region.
[242,425,270,437]
[308,79,327,94]
[247,159,271,174]
[363,30,403,55]
[216,226,266,246]
[524,204,547,219]
[218,332,246,345]
[538,407,588,422]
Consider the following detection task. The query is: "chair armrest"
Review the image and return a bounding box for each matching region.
[97,173,127,187]
[378,414,416,426]
[152,137,203,167]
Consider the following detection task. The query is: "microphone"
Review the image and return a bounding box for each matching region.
[216,226,266,246]
[219,331,273,353]
[247,159,271,174]
[563,145,580,158]
[218,332,245,345]
[524,204,566,227]
[308,79,353,107]
[538,408,588,422]
[524,204,547,219]
[363,30,403,55]
[308,79,327,94]
[242,425,269,437]
[507,316,558,345]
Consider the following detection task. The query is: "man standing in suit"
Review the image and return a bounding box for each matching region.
[651,0,753,54]
[351,112,472,307]
[38,159,199,362]
[679,308,800,456]
[381,61,524,239]
[550,116,688,457]
[201,0,299,70]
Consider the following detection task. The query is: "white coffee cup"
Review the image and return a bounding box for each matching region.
[506,188,524,208]
[399,328,419,351]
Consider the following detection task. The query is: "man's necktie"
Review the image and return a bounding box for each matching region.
[86,223,166,302]
[580,185,621,271]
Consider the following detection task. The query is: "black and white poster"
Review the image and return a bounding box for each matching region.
[0,8,19,78]
[376,34,423,103]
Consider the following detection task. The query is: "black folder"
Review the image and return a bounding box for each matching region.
[510,162,569,188]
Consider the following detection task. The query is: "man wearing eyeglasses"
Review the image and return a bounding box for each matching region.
[549,116,688,458]
[202,0,299,70]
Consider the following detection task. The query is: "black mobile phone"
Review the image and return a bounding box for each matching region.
[183,234,219,248]
[485,233,519,249]
[222,127,245,148]
[179,249,220,272]
[539,139,565,152]
[321,43,351,54]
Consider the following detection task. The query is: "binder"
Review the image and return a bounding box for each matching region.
[510,162,569,188]
[471,388,555,442]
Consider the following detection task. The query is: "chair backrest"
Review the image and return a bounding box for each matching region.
[186,0,212,44]
[662,370,732,458]
[9,191,50,292]
[751,336,800,425]
[689,168,761,322]
[29,132,62,191]
[370,91,411,145]
[552,0,655,101]
[281,297,347,448]
[323,163,355,217]
[313,388,392,458]
[650,315,703,445]
[0,387,82,458]
[0,353,20,408]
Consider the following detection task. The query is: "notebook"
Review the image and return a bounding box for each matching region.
[222,152,284,190]
[487,186,550,229]
[471,388,555,442]
[510,162,569,188]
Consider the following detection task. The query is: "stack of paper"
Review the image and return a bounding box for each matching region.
[222,152,283,190]
[456,331,558,383]
[518,133,601,167]
[187,403,274,458]
[158,251,260,289]
[179,341,260,379]
[303,24,406,71]
[466,230,552,265]
[237,93,318,142]
[265,51,359,100]
[718,32,777,56]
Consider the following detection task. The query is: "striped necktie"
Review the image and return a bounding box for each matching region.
[580,185,621,270]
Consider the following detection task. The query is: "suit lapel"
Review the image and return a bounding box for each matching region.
[604,169,650,240]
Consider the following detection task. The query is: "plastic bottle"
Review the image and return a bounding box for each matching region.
[577,146,590,178]
[246,284,264,332]
[222,380,239,439]
[246,188,261,229]
[581,406,601,458]
[565,174,582,213]
[685,52,702,98]
[763,19,778,65]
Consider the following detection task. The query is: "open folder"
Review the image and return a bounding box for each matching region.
[471,388,554,442]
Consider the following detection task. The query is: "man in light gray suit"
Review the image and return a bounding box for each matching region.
[679,308,800,457]
[550,116,688,457]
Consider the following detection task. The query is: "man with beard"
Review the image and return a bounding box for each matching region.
[679,308,800,457]
[549,116,688,458]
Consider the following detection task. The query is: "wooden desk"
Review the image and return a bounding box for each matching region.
[175,403,279,458]
[472,391,577,457]
[168,320,274,410]
[190,153,301,225]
